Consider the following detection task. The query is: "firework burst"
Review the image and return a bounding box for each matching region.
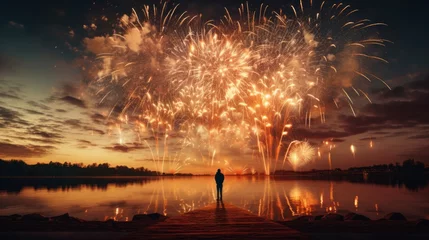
[286,141,316,171]
[84,1,390,174]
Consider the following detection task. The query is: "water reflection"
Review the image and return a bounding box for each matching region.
[0,177,157,194]
[235,178,336,220]
[215,201,227,223]
[0,176,428,221]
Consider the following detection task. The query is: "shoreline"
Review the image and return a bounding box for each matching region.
[1,211,428,233]
[1,206,428,240]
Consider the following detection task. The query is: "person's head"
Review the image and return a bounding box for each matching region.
[217,169,221,173]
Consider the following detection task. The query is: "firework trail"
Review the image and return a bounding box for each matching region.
[84,1,390,174]
[224,159,249,175]
[350,144,356,158]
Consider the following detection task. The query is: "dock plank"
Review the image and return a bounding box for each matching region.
[122,202,304,239]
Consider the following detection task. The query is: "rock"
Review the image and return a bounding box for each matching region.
[51,213,85,223]
[291,215,314,222]
[314,215,323,221]
[383,212,407,221]
[322,213,344,221]
[344,212,371,221]
[21,213,49,222]
[70,216,85,223]
[105,219,116,227]
[132,213,166,221]
[51,213,70,221]
[0,214,22,221]
[147,213,166,220]
[9,214,22,221]
[416,219,429,228]
[132,214,149,221]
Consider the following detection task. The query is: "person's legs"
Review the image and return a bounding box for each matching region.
[216,184,220,200]
[219,184,223,200]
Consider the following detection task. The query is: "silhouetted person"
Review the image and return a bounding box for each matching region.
[215,169,224,200]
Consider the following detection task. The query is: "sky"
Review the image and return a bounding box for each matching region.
[0,0,429,174]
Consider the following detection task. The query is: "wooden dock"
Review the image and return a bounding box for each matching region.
[122,202,304,239]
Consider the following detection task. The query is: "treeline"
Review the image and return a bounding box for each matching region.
[0,159,161,176]
[274,159,427,176]
[273,159,428,191]
[0,177,158,194]
[347,159,426,175]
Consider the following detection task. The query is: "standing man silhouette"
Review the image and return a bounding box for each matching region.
[215,169,224,201]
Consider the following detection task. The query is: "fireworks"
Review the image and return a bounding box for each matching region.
[350,144,356,158]
[84,1,390,174]
[224,159,249,175]
[354,195,359,210]
[286,141,316,171]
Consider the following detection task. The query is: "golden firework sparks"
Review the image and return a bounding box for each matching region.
[84,1,390,174]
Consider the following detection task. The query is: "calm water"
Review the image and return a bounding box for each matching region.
[0,176,428,221]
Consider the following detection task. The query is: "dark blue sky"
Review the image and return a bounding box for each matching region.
[1,0,428,78]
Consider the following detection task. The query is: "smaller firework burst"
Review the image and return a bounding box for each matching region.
[286,141,316,171]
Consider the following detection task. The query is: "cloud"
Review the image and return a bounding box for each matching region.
[371,131,389,135]
[0,92,20,100]
[84,127,105,135]
[289,75,429,143]
[378,86,408,100]
[134,158,184,163]
[28,126,63,139]
[104,143,145,153]
[78,140,91,144]
[24,109,45,115]
[0,106,29,128]
[0,56,17,74]
[11,106,48,116]
[382,131,410,139]
[90,113,106,124]
[62,118,105,135]
[363,97,429,126]
[303,30,318,48]
[27,101,51,110]
[335,75,429,137]
[293,128,350,139]
[83,126,106,135]
[330,138,346,142]
[10,136,63,145]
[0,80,22,100]
[407,76,429,90]
[60,96,86,108]
[396,145,429,164]
[83,36,112,55]
[8,21,24,28]
[0,142,55,158]
[408,133,429,139]
[124,27,143,52]
[64,119,82,128]
[76,139,97,148]
[56,109,67,113]
[359,137,377,141]
[59,83,83,97]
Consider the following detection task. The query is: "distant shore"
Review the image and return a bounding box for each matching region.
[2,158,428,178]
